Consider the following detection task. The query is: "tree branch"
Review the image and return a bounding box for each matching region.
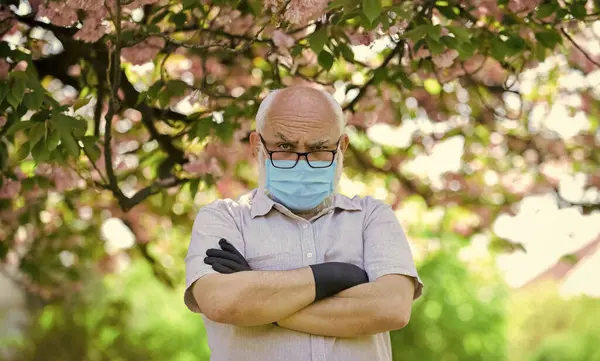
[561,28,600,68]
[343,40,405,112]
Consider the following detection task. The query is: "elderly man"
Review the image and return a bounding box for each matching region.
[184,85,423,361]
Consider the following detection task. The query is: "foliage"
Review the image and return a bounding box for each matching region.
[508,282,600,361]
[391,247,508,361]
[2,260,210,361]
[3,246,508,361]
[0,0,598,308]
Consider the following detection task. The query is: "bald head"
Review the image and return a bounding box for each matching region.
[256,86,345,134]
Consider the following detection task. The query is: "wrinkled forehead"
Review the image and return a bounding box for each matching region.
[263,87,341,137]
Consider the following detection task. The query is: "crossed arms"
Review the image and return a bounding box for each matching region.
[186,200,421,338]
[192,269,415,338]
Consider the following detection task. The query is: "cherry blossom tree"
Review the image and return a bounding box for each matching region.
[0,0,599,300]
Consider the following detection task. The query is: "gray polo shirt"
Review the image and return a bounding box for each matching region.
[185,189,423,361]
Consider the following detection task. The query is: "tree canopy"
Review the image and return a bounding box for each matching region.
[0,0,599,298]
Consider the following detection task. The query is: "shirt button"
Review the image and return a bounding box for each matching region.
[306,252,313,258]
[302,224,308,229]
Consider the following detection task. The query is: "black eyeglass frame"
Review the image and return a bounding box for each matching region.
[259,134,341,169]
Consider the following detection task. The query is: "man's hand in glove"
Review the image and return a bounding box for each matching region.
[204,239,369,302]
[204,238,250,273]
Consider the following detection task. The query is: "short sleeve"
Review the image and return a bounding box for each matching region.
[362,200,423,300]
[184,201,246,313]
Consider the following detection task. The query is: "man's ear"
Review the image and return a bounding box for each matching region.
[249,131,260,156]
[339,133,350,154]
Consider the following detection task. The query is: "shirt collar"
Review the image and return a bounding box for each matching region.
[250,188,362,218]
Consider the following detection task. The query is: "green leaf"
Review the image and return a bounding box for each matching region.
[490,37,509,61]
[395,71,413,89]
[189,178,200,198]
[147,81,164,101]
[318,50,335,71]
[536,3,558,18]
[290,45,305,57]
[571,2,587,19]
[401,25,429,42]
[158,89,171,108]
[52,113,87,138]
[29,88,44,110]
[448,26,471,42]
[46,129,61,151]
[53,114,81,158]
[81,136,100,162]
[60,132,80,158]
[28,122,46,149]
[427,25,442,42]
[426,36,445,54]
[167,79,189,97]
[0,81,9,104]
[362,0,381,24]
[16,142,30,162]
[9,72,27,108]
[436,5,459,19]
[308,28,329,54]
[74,96,92,111]
[338,42,355,62]
[440,35,459,50]
[31,138,50,164]
[535,30,562,49]
[371,67,387,85]
[171,12,187,26]
[458,41,476,60]
[505,35,526,56]
[5,121,34,135]
[191,117,213,141]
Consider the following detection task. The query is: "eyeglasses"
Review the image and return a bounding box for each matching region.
[259,134,340,169]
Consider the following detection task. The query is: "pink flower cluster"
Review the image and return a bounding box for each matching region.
[212,8,254,36]
[120,36,165,65]
[0,177,21,199]
[264,0,329,25]
[507,0,542,14]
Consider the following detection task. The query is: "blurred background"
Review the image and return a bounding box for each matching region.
[1,0,599,360]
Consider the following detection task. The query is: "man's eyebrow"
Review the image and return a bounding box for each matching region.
[308,139,330,148]
[275,133,298,144]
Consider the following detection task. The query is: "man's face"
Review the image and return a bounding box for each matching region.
[250,87,349,191]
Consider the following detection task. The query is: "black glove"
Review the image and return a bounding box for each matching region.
[205,240,369,302]
[204,238,251,273]
[310,262,369,302]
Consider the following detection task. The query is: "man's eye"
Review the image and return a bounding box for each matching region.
[278,144,291,150]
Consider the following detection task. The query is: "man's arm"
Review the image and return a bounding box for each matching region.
[276,274,415,337]
[192,267,315,327]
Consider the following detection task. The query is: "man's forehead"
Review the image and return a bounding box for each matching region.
[270,131,336,145]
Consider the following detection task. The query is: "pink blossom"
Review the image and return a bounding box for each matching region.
[0,116,6,128]
[469,0,502,21]
[38,2,78,27]
[205,57,227,77]
[272,30,295,50]
[66,0,105,11]
[0,59,9,79]
[28,0,43,11]
[120,36,165,65]
[0,177,21,199]
[348,31,375,46]
[508,0,541,14]
[74,14,106,43]
[432,49,459,68]
[284,0,329,25]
